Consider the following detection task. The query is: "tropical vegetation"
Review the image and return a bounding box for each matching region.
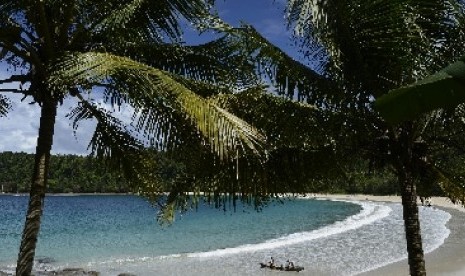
[0,151,141,193]
[1,150,422,196]
[376,55,465,124]
[0,1,275,274]
[280,1,465,275]
[2,0,465,275]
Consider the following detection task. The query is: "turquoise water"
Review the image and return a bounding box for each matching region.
[0,195,451,275]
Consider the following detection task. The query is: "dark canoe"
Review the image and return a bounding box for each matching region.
[259,263,305,272]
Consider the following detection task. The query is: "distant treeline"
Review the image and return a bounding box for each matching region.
[0,151,443,196]
[0,151,129,193]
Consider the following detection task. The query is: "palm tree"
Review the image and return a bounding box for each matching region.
[279,1,465,275]
[0,1,267,274]
[376,54,465,207]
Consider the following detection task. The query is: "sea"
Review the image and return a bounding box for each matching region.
[0,195,451,275]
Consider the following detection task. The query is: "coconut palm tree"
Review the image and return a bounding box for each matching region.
[280,1,465,275]
[0,1,270,274]
[375,54,465,208]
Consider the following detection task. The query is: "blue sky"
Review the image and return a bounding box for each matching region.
[0,0,299,155]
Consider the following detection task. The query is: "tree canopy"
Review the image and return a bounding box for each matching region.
[376,55,465,124]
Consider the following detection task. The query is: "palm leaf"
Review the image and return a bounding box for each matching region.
[67,98,144,155]
[66,97,153,183]
[210,24,337,106]
[48,51,266,159]
[0,0,20,18]
[418,159,465,205]
[286,0,465,98]
[111,40,258,89]
[182,12,335,104]
[375,56,465,124]
[92,0,214,42]
[213,87,327,148]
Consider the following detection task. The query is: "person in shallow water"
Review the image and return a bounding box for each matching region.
[268,257,275,268]
[285,259,295,269]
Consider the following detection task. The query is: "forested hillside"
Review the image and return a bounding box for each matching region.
[0,151,431,196]
[0,151,129,193]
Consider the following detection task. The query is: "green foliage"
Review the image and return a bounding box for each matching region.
[1,150,442,197]
[0,0,327,273]
[284,0,465,128]
[282,3,465,273]
[376,55,465,124]
[283,0,465,200]
[0,152,125,193]
[0,151,185,194]
[0,0,270,193]
[0,152,33,192]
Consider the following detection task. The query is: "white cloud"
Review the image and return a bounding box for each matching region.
[0,94,94,155]
[0,92,148,155]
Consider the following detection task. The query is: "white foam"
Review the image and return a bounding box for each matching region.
[355,206,452,275]
[423,208,451,254]
[75,201,453,276]
[188,201,391,258]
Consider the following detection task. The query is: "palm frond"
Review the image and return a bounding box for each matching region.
[175,12,336,105]
[169,75,232,98]
[0,20,28,64]
[89,11,258,90]
[213,87,327,148]
[48,51,266,159]
[418,159,465,205]
[244,26,336,103]
[66,96,150,182]
[95,0,144,30]
[111,40,258,89]
[0,0,20,17]
[68,98,144,155]
[286,0,465,97]
[92,0,214,42]
[204,24,337,107]
[375,55,465,124]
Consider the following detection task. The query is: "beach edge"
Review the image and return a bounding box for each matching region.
[312,194,465,276]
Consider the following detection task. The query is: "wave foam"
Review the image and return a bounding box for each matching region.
[355,205,451,275]
[188,200,391,258]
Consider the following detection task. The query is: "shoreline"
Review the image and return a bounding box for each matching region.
[2,194,463,275]
[314,194,465,276]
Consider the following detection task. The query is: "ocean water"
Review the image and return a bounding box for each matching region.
[0,195,451,275]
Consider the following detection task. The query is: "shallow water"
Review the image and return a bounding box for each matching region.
[0,195,450,275]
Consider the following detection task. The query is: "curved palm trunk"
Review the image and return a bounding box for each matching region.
[399,170,426,276]
[16,100,57,276]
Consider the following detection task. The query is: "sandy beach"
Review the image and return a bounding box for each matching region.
[315,194,465,275]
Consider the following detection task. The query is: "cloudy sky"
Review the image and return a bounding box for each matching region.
[0,0,298,155]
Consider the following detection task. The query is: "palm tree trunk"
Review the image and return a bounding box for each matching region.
[16,100,57,276]
[399,169,426,276]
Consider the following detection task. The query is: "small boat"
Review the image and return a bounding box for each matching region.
[259,262,305,272]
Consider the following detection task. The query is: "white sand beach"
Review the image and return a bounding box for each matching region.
[314,194,465,275]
